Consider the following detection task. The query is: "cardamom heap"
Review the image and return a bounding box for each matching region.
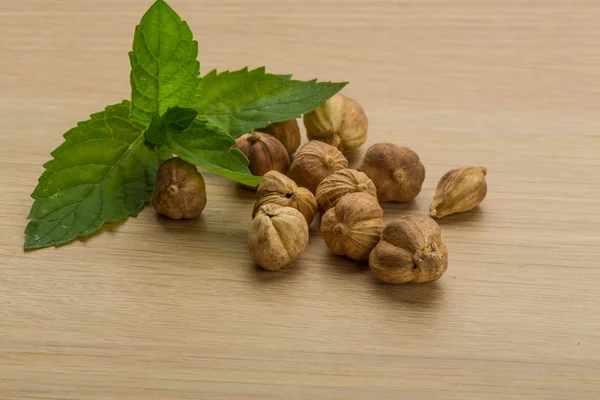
[429,167,487,218]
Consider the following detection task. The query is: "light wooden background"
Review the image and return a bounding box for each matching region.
[1,0,599,399]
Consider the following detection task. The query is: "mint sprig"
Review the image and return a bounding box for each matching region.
[24,0,346,250]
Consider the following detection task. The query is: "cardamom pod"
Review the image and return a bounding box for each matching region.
[429,167,487,218]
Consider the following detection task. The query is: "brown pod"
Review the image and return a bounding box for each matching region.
[288,140,348,194]
[248,204,309,271]
[152,157,207,219]
[369,215,448,284]
[234,132,290,178]
[315,168,377,213]
[357,143,425,202]
[303,93,368,151]
[320,192,384,260]
[257,119,301,155]
[430,167,488,218]
[252,171,318,225]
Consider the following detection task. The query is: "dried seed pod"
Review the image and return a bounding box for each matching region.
[429,167,488,218]
[288,140,349,194]
[303,93,368,152]
[369,215,448,284]
[248,204,309,271]
[152,157,207,219]
[357,143,425,202]
[257,119,301,155]
[320,192,384,260]
[252,171,318,225]
[234,132,290,178]
[315,168,377,213]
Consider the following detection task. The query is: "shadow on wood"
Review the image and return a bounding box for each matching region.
[369,278,446,310]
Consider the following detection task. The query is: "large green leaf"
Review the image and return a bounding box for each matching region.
[24,101,171,249]
[129,0,200,126]
[189,67,347,137]
[167,119,262,187]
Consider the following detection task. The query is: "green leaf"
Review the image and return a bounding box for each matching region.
[145,107,198,145]
[129,0,200,126]
[164,107,198,133]
[166,119,262,187]
[145,114,168,145]
[24,101,171,250]
[189,67,348,137]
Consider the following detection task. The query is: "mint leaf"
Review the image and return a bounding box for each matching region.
[145,107,197,145]
[145,114,168,145]
[166,119,262,187]
[164,107,198,133]
[129,0,200,126]
[189,67,347,138]
[24,101,171,250]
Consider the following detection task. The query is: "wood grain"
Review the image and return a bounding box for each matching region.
[1,0,600,398]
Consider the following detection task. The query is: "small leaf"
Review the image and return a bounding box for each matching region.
[144,107,198,145]
[167,120,262,187]
[129,0,200,126]
[24,101,171,250]
[189,67,348,138]
[164,107,198,133]
[145,114,168,145]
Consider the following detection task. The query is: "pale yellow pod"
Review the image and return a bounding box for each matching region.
[315,168,377,213]
[248,204,309,271]
[288,140,348,194]
[429,167,488,218]
[303,93,368,152]
[252,171,317,225]
[320,192,384,261]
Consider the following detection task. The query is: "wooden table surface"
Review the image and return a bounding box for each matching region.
[2,0,600,399]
